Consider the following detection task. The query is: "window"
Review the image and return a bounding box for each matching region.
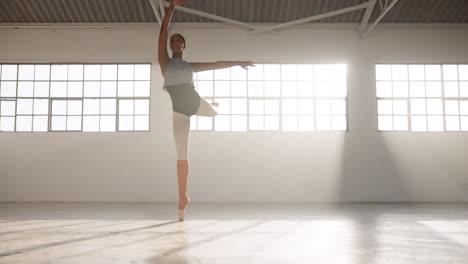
[376,64,468,132]
[0,63,151,132]
[191,64,348,132]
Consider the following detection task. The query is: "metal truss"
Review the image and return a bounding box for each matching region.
[149,0,400,38]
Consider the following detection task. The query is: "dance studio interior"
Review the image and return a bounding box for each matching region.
[1,0,468,263]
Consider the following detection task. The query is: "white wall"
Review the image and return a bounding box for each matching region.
[1,25,468,202]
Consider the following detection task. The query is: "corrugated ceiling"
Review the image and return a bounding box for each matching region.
[0,0,467,24]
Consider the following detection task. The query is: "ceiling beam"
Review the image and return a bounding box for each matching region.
[161,0,268,31]
[247,2,370,34]
[148,0,162,24]
[359,0,377,33]
[361,0,400,38]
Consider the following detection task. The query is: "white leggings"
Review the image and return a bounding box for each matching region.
[173,97,218,160]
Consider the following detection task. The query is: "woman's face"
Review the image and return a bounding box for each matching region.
[170,34,185,53]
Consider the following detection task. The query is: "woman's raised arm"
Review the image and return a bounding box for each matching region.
[158,0,191,74]
[190,61,254,72]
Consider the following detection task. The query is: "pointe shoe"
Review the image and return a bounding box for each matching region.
[178,197,191,221]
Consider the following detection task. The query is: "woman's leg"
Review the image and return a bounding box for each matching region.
[195,97,218,117]
[172,112,191,218]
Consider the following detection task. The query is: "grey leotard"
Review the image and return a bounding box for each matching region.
[163,58,201,117]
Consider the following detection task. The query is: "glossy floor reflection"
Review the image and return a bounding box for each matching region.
[1,202,467,264]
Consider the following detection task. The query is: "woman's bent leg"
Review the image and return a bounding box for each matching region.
[195,97,218,117]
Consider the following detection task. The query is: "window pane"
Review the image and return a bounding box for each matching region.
[1,81,17,97]
[65,82,82,98]
[393,81,408,97]
[231,98,247,114]
[118,81,133,97]
[101,99,115,115]
[249,100,263,115]
[67,116,82,130]
[197,81,213,97]
[51,65,68,81]
[393,100,407,115]
[248,64,263,80]
[118,65,134,80]
[101,65,117,80]
[409,65,425,81]
[298,115,314,131]
[119,116,134,130]
[409,81,425,97]
[248,81,263,97]
[51,82,67,97]
[215,115,230,131]
[316,116,331,130]
[33,116,48,132]
[216,98,230,114]
[427,116,443,131]
[460,82,468,97]
[410,99,426,115]
[298,81,314,97]
[315,81,331,97]
[426,82,442,97]
[34,82,50,97]
[83,99,100,115]
[460,101,468,115]
[231,66,246,81]
[297,65,314,80]
[52,100,67,115]
[316,100,330,115]
[134,100,149,115]
[68,65,84,81]
[281,81,297,97]
[444,82,459,97]
[378,116,392,131]
[445,100,459,115]
[443,65,458,81]
[459,65,468,81]
[34,99,49,115]
[1,101,16,115]
[196,70,213,80]
[17,99,33,115]
[134,115,149,131]
[331,81,347,97]
[425,65,441,81]
[282,99,297,115]
[197,116,212,130]
[446,116,460,131]
[331,99,346,115]
[264,81,280,97]
[376,65,391,80]
[378,100,392,115]
[35,65,50,81]
[135,64,151,80]
[411,116,427,131]
[282,115,298,131]
[84,65,100,81]
[83,116,99,131]
[392,65,408,80]
[134,81,150,97]
[0,117,15,131]
[100,116,116,132]
[265,116,279,130]
[427,99,442,115]
[1,65,18,80]
[231,81,247,97]
[393,116,408,131]
[18,65,34,80]
[51,116,66,131]
[314,65,332,80]
[281,65,296,80]
[298,99,314,114]
[264,64,280,80]
[16,116,32,131]
[332,115,347,130]
[18,81,34,97]
[461,116,468,131]
[119,100,134,115]
[265,100,279,115]
[231,115,247,131]
[68,100,82,115]
[215,81,230,96]
[249,115,264,130]
[214,68,230,80]
[376,81,392,97]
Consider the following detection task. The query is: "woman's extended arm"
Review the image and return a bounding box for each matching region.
[190,61,254,72]
[158,0,190,74]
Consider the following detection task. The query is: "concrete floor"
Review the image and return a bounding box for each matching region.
[0,202,467,264]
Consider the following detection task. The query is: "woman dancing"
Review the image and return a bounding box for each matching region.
[158,0,254,221]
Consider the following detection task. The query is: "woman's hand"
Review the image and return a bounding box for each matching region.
[172,0,191,5]
[239,61,254,70]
